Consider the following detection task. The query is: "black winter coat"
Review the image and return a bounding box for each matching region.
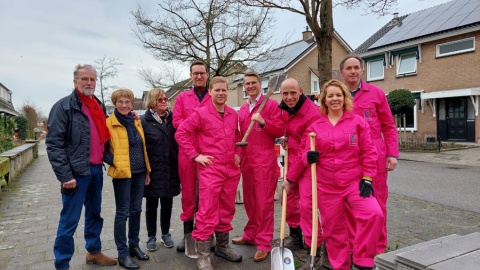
[141,109,180,198]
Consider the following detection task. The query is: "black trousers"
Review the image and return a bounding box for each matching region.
[145,196,173,237]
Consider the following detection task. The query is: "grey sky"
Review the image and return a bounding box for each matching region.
[0,0,451,116]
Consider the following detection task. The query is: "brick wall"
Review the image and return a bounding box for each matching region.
[362,31,480,143]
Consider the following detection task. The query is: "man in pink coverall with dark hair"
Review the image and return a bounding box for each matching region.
[340,55,399,254]
[173,60,211,253]
[231,72,284,262]
[175,76,243,270]
[278,78,321,268]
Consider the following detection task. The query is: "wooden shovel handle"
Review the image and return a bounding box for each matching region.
[280,146,288,240]
[237,79,278,145]
[309,132,318,256]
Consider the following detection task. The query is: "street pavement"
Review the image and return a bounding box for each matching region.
[0,140,479,269]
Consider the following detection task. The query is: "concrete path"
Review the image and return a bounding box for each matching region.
[0,140,479,269]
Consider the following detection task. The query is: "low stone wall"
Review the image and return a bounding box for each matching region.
[0,141,39,191]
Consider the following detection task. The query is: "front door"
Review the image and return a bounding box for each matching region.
[446,97,466,140]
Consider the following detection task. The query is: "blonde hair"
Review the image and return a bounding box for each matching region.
[209,76,227,89]
[111,88,134,104]
[319,79,353,114]
[145,88,167,109]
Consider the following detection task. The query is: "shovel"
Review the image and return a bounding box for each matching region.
[271,146,295,270]
[184,175,199,258]
[308,132,318,270]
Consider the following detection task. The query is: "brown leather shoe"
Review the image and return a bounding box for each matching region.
[253,250,269,262]
[231,237,253,245]
[86,252,117,266]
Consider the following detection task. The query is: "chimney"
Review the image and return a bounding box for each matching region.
[302,26,312,41]
[390,12,400,26]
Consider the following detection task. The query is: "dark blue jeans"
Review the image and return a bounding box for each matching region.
[54,165,104,270]
[113,172,146,257]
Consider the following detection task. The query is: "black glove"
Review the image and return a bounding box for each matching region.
[61,185,78,196]
[359,178,374,198]
[307,151,319,164]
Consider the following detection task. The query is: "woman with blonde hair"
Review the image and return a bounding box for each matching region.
[105,88,151,269]
[288,80,382,270]
[141,88,180,252]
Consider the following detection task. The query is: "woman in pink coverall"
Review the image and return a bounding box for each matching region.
[304,80,383,270]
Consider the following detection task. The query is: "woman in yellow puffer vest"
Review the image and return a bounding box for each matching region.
[105,88,151,270]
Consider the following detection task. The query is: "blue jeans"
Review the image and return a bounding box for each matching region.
[54,165,104,270]
[113,172,146,257]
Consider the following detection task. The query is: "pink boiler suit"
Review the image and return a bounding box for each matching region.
[238,95,284,252]
[174,102,241,241]
[281,97,320,247]
[305,111,383,269]
[172,87,211,222]
[350,81,399,253]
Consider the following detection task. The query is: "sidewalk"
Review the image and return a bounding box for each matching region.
[0,140,479,269]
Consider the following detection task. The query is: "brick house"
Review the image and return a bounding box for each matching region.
[354,0,480,143]
[232,29,352,106]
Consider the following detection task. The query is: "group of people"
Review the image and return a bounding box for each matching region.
[46,55,398,270]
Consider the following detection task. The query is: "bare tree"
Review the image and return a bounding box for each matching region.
[137,60,187,89]
[234,0,397,86]
[94,55,122,106]
[19,100,39,139]
[131,0,274,77]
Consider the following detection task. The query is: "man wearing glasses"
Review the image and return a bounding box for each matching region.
[173,60,212,253]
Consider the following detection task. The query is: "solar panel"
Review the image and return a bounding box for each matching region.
[369,0,480,49]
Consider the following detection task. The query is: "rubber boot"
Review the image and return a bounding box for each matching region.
[196,239,213,270]
[213,232,242,262]
[284,226,304,251]
[210,233,216,252]
[299,246,321,270]
[176,220,194,252]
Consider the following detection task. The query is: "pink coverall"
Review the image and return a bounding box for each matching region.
[282,97,320,245]
[172,88,212,222]
[174,103,241,241]
[305,111,383,269]
[349,81,399,253]
[238,96,284,252]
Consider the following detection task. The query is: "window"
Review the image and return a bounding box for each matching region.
[397,52,417,76]
[396,92,421,132]
[367,59,384,81]
[261,79,268,94]
[312,81,319,94]
[243,89,248,99]
[437,37,475,57]
[364,54,385,81]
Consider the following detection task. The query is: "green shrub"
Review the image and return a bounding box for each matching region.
[387,89,416,115]
[15,116,28,141]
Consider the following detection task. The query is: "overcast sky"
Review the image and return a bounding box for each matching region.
[0,0,451,117]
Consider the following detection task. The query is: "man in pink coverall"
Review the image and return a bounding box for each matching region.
[173,60,212,253]
[175,77,243,270]
[231,72,284,262]
[278,78,321,266]
[340,55,399,254]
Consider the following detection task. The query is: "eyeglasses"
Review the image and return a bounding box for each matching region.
[157,98,168,103]
[191,72,207,77]
[79,77,96,82]
[116,100,132,105]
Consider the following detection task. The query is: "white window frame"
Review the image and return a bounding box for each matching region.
[243,89,248,99]
[436,37,475,57]
[311,81,319,94]
[394,92,421,132]
[397,52,417,76]
[367,58,384,81]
